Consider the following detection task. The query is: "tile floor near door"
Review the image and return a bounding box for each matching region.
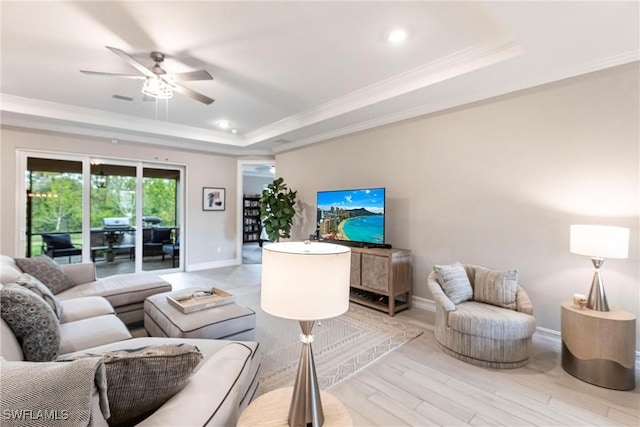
[160,265,640,427]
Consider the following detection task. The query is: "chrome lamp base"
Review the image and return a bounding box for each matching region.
[586,258,609,312]
[289,320,324,427]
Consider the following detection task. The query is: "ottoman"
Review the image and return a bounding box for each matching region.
[144,287,256,341]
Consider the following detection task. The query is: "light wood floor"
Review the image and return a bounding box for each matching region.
[161,265,639,427]
[331,308,639,427]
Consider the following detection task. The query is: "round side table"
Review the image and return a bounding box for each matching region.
[561,302,636,390]
[237,387,353,427]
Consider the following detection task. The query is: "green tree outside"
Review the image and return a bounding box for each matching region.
[28,171,178,256]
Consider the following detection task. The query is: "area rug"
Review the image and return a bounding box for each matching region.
[233,289,423,393]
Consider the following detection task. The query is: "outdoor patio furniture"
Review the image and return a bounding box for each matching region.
[143,227,173,257]
[42,233,81,261]
[162,239,179,268]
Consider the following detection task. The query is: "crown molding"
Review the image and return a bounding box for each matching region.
[244,35,524,146]
[0,94,242,147]
[272,51,640,154]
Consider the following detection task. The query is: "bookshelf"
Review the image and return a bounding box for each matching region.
[243,195,261,243]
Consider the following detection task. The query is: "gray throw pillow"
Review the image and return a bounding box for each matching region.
[61,344,203,427]
[434,262,473,304]
[15,273,63,319]
[14,255,76,295]
[473,267,518,310]
[0,284,61,361]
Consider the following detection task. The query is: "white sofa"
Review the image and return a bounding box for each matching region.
[0,255,262,426]
[0,254,172,325]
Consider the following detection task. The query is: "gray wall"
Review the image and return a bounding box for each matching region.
[275,63,640,345]
[0,128,240,269]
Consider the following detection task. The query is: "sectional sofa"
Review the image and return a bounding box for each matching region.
[0,255,262,426]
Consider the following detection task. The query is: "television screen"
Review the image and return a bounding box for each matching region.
[316,188,385,245]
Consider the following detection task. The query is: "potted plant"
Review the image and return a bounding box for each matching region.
[104,231,119,262]
[260,177,297,243]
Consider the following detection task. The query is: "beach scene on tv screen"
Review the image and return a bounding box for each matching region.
[317,188,384,244]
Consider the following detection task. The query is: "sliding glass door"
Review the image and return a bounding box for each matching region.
[25,158,83,263]
[90,161,138,277]
[142,167,181,271]
[20,152,184,277]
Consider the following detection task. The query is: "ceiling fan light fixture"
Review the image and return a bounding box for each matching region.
[142,77,173,99]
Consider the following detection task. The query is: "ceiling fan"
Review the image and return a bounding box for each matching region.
[81,46,214,105]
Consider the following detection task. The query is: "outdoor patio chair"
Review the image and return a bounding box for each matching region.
[42,233,82,261]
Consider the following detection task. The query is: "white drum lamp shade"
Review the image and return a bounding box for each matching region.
[260,241,351,427]
[261,241,351,321]
[569,225,630,312]
[570,225,630,259]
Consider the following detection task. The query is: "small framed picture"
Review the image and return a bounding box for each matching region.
[203,187,225,211]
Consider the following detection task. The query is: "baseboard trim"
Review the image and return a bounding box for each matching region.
[412,295,435,312]
[411,296,640,359]
[186,259,238,272]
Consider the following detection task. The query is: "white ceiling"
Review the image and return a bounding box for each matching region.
[1,1,638,156]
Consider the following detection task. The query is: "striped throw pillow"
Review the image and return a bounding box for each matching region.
[433,262,473,304]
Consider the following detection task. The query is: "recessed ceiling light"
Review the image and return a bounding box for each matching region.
[231,129,238,134]
[388,28,408,44]
[217,120,231,129]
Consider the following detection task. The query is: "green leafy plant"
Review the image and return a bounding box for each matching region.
[260,177,297,242]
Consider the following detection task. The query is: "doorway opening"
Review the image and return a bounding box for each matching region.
[240,162,274,264]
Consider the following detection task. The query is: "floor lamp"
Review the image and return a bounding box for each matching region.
[570,225,630,312]
[261,241,351,427]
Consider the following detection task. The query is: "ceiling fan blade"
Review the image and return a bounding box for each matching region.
[81,70,145,79]
[166,69,213,82]
[106,46,156,78]
[170,83,215,105]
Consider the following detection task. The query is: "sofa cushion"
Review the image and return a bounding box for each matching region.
[14,255,76,294]
[1,356,109,426]
[60,297,115,323]
[137,342,258,427]
[61,344,203,427]
[434,262,473,304]
[448,301,536,340]
[0,284,61,361]
[1,318,24,361]
[0,255,22,284]
[59,337,262,427]
[15,273,63,319]
[56,273,172,309]
[473,267,518,310]
[58,315,132,355]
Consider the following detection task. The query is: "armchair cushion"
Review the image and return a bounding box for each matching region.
[433,262,472,304]
[42,233,74,249]
[473,267,518,310]
[14,256,76,294]
[448,301,537,340]
[61,344,203,427]
[0,284,61,362]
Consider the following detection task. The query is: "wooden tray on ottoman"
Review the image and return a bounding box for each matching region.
[167,288,235,314]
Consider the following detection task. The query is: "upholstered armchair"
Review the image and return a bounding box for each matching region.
[427,263,536,369]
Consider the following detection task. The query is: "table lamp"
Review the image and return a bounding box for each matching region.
[261,241,351,427]
[569,225,630,311]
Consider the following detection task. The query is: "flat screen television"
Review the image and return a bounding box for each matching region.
[316,187,385,246]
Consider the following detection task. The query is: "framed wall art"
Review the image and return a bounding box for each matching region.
[203,187,225,211]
